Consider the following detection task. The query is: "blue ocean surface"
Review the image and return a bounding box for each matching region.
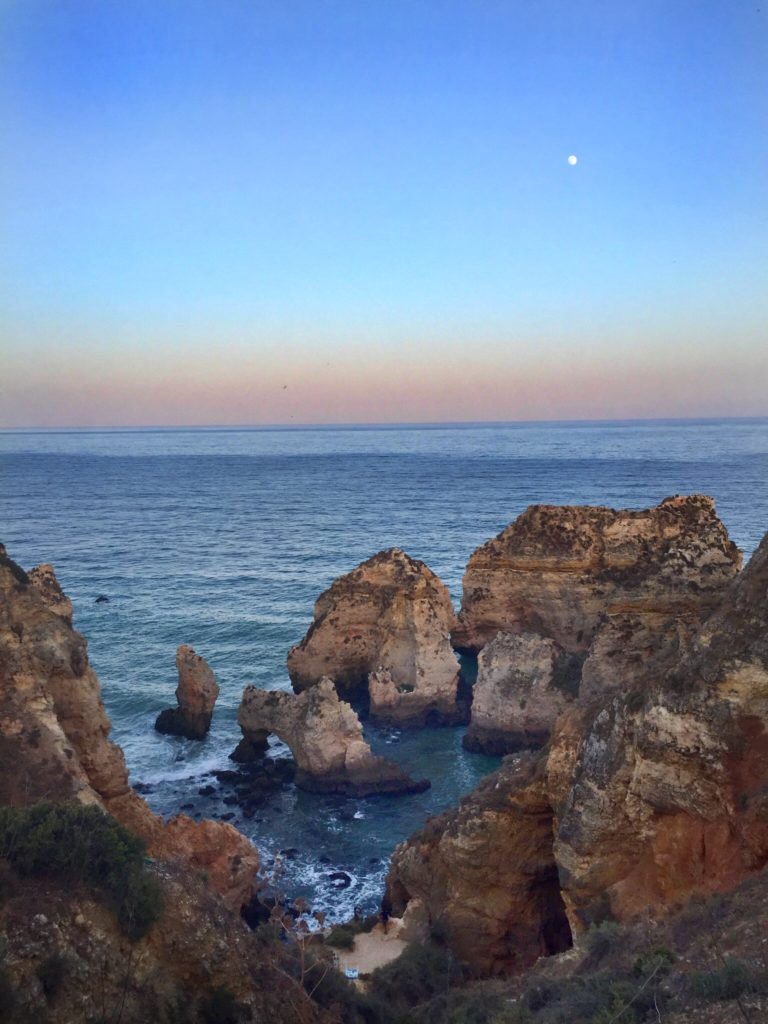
[2,419,767,919]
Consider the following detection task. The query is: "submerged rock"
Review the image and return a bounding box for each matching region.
[235,678,430,797]
[155,644,220,740]
[287,548,462,726]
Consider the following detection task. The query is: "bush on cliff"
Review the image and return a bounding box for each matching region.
[0,801,162,940]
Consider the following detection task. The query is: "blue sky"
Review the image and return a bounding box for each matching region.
[1,1,766,425]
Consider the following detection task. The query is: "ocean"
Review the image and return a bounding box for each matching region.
[2,419,767,919]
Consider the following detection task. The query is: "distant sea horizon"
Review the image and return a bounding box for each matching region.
[2,415,767,433]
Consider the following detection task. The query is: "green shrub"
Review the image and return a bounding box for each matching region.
[327,924,356,950]
[584,920,622,964]
[367,942,462,1017]
[0,801,163,940]
[689,958,768,1002]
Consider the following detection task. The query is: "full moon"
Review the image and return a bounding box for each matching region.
[567,154,578,166]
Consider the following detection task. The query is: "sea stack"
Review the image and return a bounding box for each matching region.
[235,678,430,797]
[155,644,220,740]
[287,547,462,726]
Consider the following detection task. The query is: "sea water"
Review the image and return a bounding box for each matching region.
[2,419,767,919]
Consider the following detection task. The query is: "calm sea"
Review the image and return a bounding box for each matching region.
[2,419,767,917]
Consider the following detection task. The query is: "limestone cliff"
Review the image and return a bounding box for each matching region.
[453,495,740,653]
[287,547,462,725]
[388,528,768,977]
[236,678,429,796]
[460,495,739,755]
[0,544,258,912]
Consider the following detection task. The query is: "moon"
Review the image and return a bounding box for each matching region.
[567,154,578,166]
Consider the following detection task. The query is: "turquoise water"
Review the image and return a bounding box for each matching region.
[2,419,767,917]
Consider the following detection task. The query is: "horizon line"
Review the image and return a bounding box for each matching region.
[2,415,768,433]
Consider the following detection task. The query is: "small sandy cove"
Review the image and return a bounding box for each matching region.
[334,919,408,980]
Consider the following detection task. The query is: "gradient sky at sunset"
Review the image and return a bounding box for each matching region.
[2,1,767,426]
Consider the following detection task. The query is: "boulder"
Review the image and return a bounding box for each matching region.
[452,495,740,653]
[0,544,258,911]
[155,644,220,740]
[287,548,462,726]
[235,678,429,797]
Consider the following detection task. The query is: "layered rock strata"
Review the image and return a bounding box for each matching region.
[459,495,739,754]
[453,495,740,653]
[287,548,462,725]
[388,528,768,976]
[386,753,572,976]
[463,633,581,755]
[236,678,429,796]
[155,644,220,740]
[0,544,258,911]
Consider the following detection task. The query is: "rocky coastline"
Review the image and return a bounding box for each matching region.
[3,491,768,1020]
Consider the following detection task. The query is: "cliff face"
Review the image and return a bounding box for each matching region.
[0,544,258,912]
[460,496,739,755]
[388,526,768,977]
[453,495,740,653]
[287,548,462,725]
[236,678,429,796]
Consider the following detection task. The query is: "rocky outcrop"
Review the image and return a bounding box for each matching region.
[553,529,768,930]
[463,633,581,755]
[287,548,462,726]
[236,678,429,796]
[155,644,220,740]
[458,495,739,754]
[388,527,768,977]
[0,544,258,912]
[453,495,740,653]
[386,753,572,976]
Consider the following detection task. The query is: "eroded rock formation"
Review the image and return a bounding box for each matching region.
[287,547,462,725]
[463,633,580,755]
[386,753,572,976]
[155,644,220,740]
[459,495,739,754]
[453,495,740,653]
[236,678,429,796]
[0,544,258,911]
[388,527,768,977]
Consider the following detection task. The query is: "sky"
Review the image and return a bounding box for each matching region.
[1,0,767,427]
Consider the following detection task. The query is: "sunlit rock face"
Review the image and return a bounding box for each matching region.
[458,495,740,755]
[554,529,768,930]
[0,544,258,911]
[452,494,740,653]
[236,677,429,797]
[287,547,462,726]
[155,644,220,740]
[388,527,768,978]
[386,753,572,977]
[463,632,580,755]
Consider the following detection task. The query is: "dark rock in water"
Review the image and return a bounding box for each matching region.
[214,770,242,784]
[180,802,194,811]
[230,734,269,762]
[279,848,300,860]
[197,784,216,797]
[223,795,239,806]
[328,871,352,889]
[318,855,332,865]
[133,781,154,794]
[95,594,110,603]
[219,812,235,822]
